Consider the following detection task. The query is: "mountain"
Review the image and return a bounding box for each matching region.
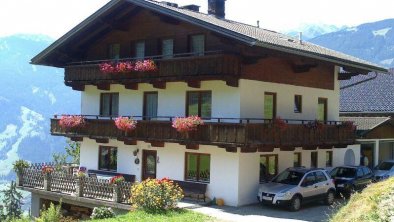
[0,34,79,183]
[310,19,394,67]
[285,24,344,40]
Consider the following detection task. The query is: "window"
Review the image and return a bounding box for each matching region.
[294,152,302,167]
[185,153,210,183]
[161,39,174,59]
[301,173,316,187]
[190,34,205,56]
[135,41,145,59]
[356,168,364,178]
[264,92,276,119]
[362,167,372,176]
[294,95,302,113]
[317,98,327,121]
[315,171,328,183]
[100,93,119,116]
[311,152,318,168]
[143,92,158,120]
[99,146,117,171]
[109,43,120,60]
[260,154,278,183]
[186,91,212,118]
[326,151,333,167]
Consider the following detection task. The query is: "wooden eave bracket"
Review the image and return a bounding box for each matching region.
[291,63,318,73]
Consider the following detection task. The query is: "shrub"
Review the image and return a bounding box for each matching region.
[114,117,137,132]
[90,207,115,219]
[172,116,204,133]
[131,178,184,212]
[13,160,29,174]
[36,202,62,222]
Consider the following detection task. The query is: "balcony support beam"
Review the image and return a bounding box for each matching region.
[257,146,275,152]
[149,141,165,147]
[302,146,318,150]
[151,82,166,89]
[187,80,201,88]
[226,78,239,87]
[124,139,137,146]
[123,83,138,90]
[280,146,295,151]
[96,83,110,91]
[225,147,237,153]
[71,84,85,92]
[186,144,199,150]
[240,146,257,153]
[70,137,83,142]
[92,138,109,144]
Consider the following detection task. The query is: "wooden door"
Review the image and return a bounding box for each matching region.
[142,150,157,180]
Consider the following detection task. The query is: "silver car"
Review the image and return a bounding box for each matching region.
[373,160,394,181]
[257,167,336,211]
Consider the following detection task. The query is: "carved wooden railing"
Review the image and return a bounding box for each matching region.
[17,168,134,205]
[51,116,356,149]
[64,53,241,85]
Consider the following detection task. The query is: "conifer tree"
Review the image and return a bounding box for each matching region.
[1,181,23,219]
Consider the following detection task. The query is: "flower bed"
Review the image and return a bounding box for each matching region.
[59,115,85,130]
[99,60,157,73]
[114,117,137,132]
[172,116,204,133]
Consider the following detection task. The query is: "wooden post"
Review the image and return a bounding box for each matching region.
[43,173,52,191]
[113,184,121,203]
[75,177,84,197]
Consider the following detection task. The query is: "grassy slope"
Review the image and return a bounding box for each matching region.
[330,177,394,222]
[90,209,215,222]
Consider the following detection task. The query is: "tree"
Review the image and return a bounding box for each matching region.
[1,181,23,219]
[65,139,80,164]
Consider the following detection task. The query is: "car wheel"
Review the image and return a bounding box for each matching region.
[289,195,302,211]
[324,190,335,205]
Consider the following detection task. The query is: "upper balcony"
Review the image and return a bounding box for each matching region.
[50,115,356,152]
[64,52,241,91]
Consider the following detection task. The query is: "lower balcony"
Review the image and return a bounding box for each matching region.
[50,115,356,152]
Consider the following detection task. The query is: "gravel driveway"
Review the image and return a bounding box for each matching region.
[179,200,340,222]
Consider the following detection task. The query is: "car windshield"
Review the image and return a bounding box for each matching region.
[272,170,304,185]
[330,167,356,178]
[377,162,394,171]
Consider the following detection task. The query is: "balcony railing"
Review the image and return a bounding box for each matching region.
[64,52,241,88]
[51,116,356,150]
[17,165,133,205]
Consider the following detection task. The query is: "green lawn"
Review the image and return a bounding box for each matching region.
[90,209,215,222]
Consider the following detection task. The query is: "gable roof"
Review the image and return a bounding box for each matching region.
[340,116,391,131]
[340,69,394,113]
[31,0,387,73]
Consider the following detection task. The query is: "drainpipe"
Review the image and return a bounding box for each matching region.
[340,72,378,90]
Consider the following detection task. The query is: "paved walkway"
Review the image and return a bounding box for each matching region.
[179,201,339,222]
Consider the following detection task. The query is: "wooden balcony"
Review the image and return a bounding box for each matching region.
[64,53,241,91]
[51,116,356,152]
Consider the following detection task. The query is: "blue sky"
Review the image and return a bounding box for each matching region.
[1,0,394,38]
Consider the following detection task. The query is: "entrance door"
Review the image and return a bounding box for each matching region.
[142,150,157,180]
[143,92,158,120]
[361,144,374,168]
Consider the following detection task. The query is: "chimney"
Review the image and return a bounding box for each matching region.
[161,1,178,8]
[208,0,226,19]
[299,32,303,44]
[181,4,200,12]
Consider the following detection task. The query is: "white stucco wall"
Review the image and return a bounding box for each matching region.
[239,78,340,121]
[81,81,240,119]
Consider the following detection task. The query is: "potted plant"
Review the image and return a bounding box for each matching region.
[99,59,157,74]
[110,175,125,185]
[59,115,85,130]
[114,117,137,133]
[172,116,204,133]
[13,160,29,186]
[41,165,54,175]
[272,117,288,131]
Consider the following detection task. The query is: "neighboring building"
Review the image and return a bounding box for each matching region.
[21,0,386,216]
[340,69,394,168]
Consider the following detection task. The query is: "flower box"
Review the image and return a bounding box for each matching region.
[59,115,85,130]
[99,60,158,74]
[114,117,137,132]
[172,116,204,133]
